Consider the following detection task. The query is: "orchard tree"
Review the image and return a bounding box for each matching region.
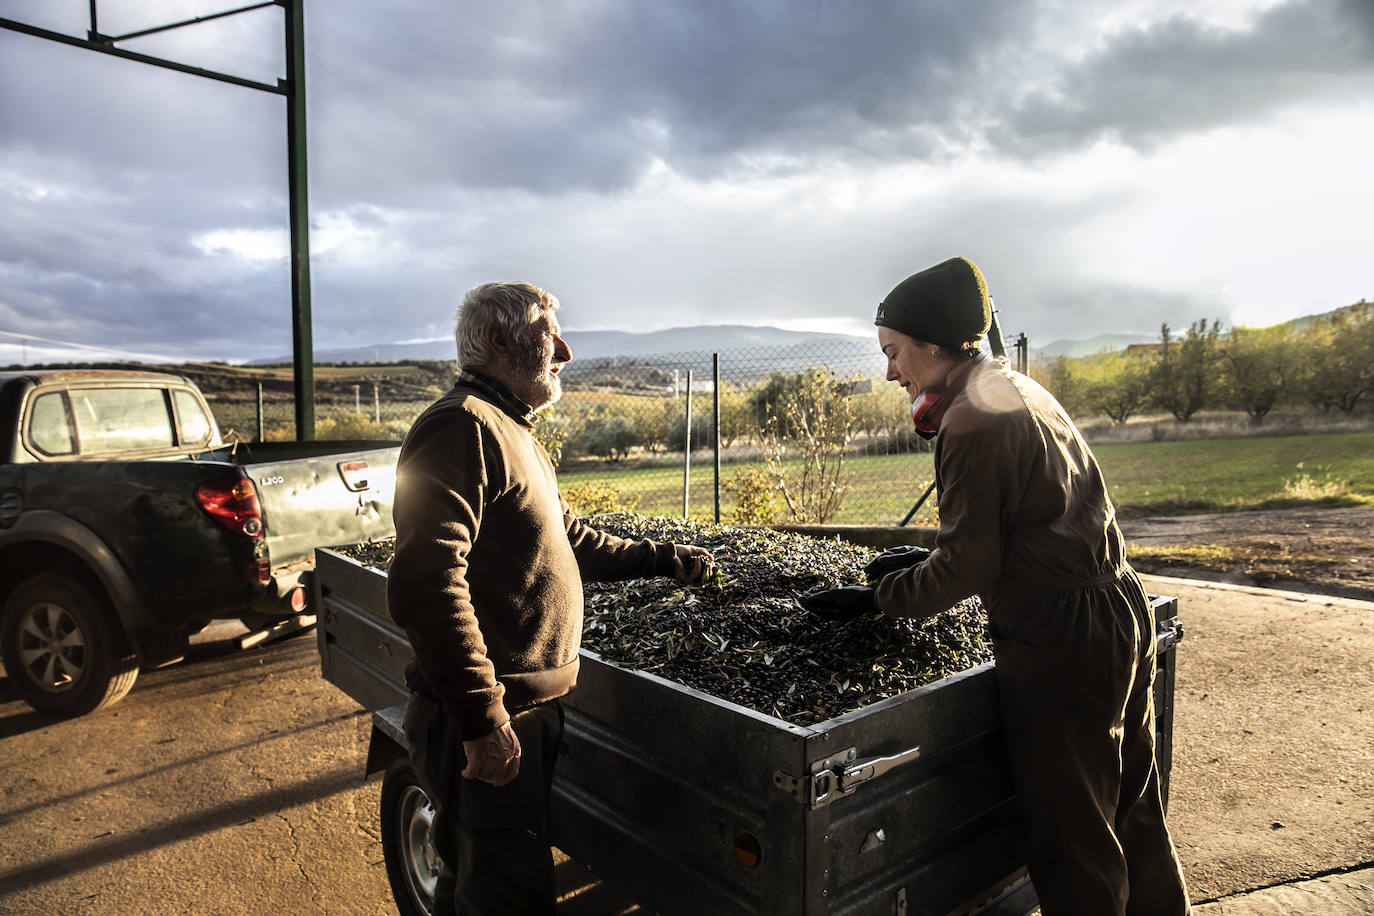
[1293,302,1374,413]
[716,385,754,448]
[1149,319,1221,422]
[636,399,676,454]
[1220,324,1295,424]
[576,413,642,462]
[1078,348,1154,425]
[749,370,806,436]
[1029,354,1090,417]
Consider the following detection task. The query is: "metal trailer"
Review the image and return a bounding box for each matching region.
[313,546,1182,916]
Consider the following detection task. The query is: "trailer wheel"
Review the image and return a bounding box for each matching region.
[381,757,441,916]
[0,572,139,717]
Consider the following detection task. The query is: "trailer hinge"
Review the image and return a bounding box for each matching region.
[1156,615,1184,651]
[773,743,922,809]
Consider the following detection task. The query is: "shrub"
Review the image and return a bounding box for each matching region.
[763,367,854,523]
[564,482,643,516]
[722,465,778,525]
[316,414,387,440]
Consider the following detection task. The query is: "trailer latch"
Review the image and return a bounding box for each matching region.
[774,744,922,809]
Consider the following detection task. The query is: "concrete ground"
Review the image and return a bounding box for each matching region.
[1140,574,1374,914]
[1,575,1371,914]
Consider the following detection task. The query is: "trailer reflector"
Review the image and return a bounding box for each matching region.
[734,833,761,868]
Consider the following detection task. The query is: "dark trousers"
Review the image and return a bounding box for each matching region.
[991,569,1191,916]
[403,694,564,916]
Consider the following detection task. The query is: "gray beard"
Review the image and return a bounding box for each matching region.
[512,349,561,411]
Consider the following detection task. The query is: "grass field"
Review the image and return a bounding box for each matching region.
[557,431,1374,525]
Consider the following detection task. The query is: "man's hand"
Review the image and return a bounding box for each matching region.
[673,544,716,584]
[863,545,932,583]
[461,721,521,786]
[799,584,878,620]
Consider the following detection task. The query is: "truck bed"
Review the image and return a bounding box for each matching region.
[201,439,400,571]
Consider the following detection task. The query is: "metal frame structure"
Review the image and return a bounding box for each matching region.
[1,1,317,438]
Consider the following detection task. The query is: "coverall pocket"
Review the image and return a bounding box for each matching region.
[993,633,1129,723]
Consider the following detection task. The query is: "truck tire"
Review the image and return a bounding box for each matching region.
[0,572,139,717]
[381,757,441,916]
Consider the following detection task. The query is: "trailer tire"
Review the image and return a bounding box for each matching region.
[381,757,442,916]
[0,572,139,717]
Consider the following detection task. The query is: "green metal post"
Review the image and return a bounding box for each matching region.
[682,370,692,519]
[256,382,264,441]
[713,353,721,523]
[284,0,315,440]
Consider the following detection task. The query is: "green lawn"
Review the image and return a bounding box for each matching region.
[1093,432,1374,517]
[557,432,1374,524]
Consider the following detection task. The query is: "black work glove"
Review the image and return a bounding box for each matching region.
[798,585,877,620]
[863,545,932,584]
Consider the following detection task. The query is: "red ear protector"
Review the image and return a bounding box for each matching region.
[910,389,953,440]
[909,350,987,439]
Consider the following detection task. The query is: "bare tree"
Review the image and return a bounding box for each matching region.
[762,367,854,523]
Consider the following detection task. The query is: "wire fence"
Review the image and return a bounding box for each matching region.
[194,340,940,526]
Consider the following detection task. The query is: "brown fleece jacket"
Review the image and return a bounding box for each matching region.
[388,372,677,740]
[875,357,1127,624]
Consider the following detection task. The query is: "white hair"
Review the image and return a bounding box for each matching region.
[454,282,560,368]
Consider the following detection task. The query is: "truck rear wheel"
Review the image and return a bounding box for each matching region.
[0,572,139,717]
[381,757,441,916]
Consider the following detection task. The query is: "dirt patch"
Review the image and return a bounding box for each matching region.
[1120,506,1374,603]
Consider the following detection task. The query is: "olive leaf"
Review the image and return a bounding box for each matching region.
[334,515,992,725]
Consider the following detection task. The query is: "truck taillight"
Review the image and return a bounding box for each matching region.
[337,459,370,491]
[196,478,264,538]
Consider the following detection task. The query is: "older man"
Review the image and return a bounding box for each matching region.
[388,281,713,915]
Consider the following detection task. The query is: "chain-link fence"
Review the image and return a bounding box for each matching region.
[544,340,937,526]
[190,340,939,526]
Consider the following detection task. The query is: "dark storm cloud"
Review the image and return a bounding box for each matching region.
[308,0,1036,198]
[0,147,291,359]
[995,0,1374,154]
[306,0,1374,198]
[0,7,293,360]
[2,0,1371,363]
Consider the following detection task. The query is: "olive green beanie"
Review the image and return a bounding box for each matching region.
[875,256,991,350]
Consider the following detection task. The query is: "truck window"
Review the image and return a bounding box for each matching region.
[173,388,213,446]
[71,387,175,453]
[28,391,76,456]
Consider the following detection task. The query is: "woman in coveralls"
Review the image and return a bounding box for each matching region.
[802,257,1191,915]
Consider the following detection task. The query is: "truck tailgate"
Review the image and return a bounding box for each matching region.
[242,443,399,567]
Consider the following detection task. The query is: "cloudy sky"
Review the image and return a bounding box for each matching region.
[2,0,1371,365]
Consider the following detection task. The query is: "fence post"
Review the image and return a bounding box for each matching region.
[373,382,380,424]
[256,382,264,442]
[713,353,721,523]
[682,370,692,519]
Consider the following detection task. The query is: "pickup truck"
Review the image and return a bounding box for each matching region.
[314,543,1181,916]
[0,368,400,717]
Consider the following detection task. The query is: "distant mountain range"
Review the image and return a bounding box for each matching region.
[1033,333,1155,359]
[250,324,1159,367]
[249,325,872,366]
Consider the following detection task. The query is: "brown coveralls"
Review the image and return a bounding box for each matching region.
[875,357,1191,915]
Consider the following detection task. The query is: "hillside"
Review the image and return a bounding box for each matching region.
[248,324,868,366]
